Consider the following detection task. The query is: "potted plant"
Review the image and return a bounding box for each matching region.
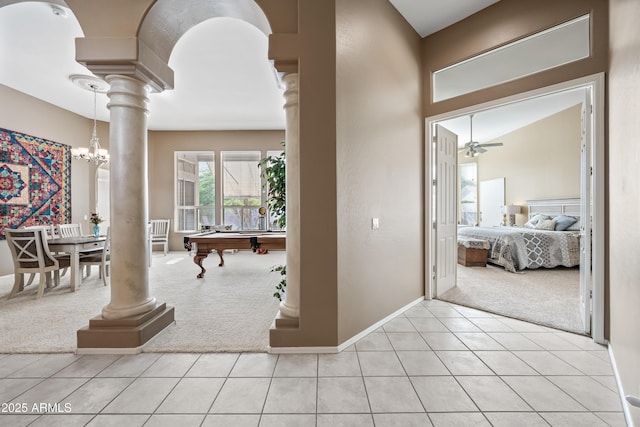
[258,141,286,230]
[259,141,286,300]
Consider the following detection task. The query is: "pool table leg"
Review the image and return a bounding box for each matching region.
[216,250,225,267]
[194,252,208,278]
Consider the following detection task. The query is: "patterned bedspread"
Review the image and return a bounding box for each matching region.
[458,226,581,273]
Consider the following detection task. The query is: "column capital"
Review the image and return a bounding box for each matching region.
[282,73,299,109]
[269,33,300,74]
[76,37,174,93]
[105,75,150,115]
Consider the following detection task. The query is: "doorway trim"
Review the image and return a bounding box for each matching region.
[425,73,605,344]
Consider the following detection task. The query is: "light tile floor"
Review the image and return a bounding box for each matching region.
[0,299,627,426]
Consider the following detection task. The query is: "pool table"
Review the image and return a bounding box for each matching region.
[184,230,286,278]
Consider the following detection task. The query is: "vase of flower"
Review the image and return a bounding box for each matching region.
[90,212,103,238]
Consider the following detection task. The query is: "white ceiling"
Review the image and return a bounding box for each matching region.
[437,88,585,145]
[388,0,499,37]
[0,0,578,140]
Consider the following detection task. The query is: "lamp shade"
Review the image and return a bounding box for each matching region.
[505,204,521,215]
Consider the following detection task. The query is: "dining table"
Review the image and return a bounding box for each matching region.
[47,236,106,292]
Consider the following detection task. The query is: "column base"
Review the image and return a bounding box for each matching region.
[273,310,299,328]
[77,303,174,351]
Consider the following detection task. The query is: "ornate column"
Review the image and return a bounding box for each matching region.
[278,73,300,322]
[102,75,155,319]
[77,75,174,351]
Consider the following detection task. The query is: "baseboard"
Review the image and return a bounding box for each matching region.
[608,344,636,427]
[336,297,424,352]
[268,296,425,354]
[76,346,143,355]
[268,345,341,354]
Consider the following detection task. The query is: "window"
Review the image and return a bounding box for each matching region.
[174,149,280,232]
[175,152,215,232]
[222,151,261,230]
[433,15,590,102]
[459,163,478,226]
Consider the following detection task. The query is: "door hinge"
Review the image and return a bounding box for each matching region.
[432,265,436,280]
[590,166,593,176]
[590,289,593,299]
[432,179,437,186]
[432,136,437,144]
[432,222,437,230]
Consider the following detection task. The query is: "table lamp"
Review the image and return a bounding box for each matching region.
[504,204,522,226]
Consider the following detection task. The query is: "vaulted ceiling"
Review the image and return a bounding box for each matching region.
[1,0,581,144]
[0,1,500,132]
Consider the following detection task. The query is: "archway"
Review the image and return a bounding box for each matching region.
[68,0,300,350]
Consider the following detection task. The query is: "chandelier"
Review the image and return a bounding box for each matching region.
[70,75,110,165]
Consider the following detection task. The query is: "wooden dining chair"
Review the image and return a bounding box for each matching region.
[22,225,62,283]
[56,223,83,238]
[5,228,71,299]
[55,223,99,277]
[23,225,56,239]
[150,219,170,256]
[79,226,111,286]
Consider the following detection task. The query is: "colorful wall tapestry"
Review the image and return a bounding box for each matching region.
[0,127,71,240]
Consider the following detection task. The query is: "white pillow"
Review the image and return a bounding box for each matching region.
[534,218,556,230]
[524,214,550,229]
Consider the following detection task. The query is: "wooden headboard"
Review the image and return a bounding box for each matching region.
[526,198,581,220]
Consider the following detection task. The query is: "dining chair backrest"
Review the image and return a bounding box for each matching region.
[23,225,56,239]
[5,228,65,299]
[6,228,58,270]
[57,223,83,238]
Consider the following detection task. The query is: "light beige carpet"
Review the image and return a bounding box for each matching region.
[439,263,584,334]
[0,250,285,353]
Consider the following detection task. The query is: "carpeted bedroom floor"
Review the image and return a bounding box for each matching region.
[0,250,286,353]
[439,263,584,334]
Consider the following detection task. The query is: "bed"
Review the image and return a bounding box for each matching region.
[457,198,582,273]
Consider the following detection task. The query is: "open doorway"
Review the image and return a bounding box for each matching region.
[426,74,605,343]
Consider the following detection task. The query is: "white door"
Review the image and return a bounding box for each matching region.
[579,89,592,335]
[479,178,505,227]
[434,124,458,296]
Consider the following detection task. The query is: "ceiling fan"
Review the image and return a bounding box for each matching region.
[458,113,503,157]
